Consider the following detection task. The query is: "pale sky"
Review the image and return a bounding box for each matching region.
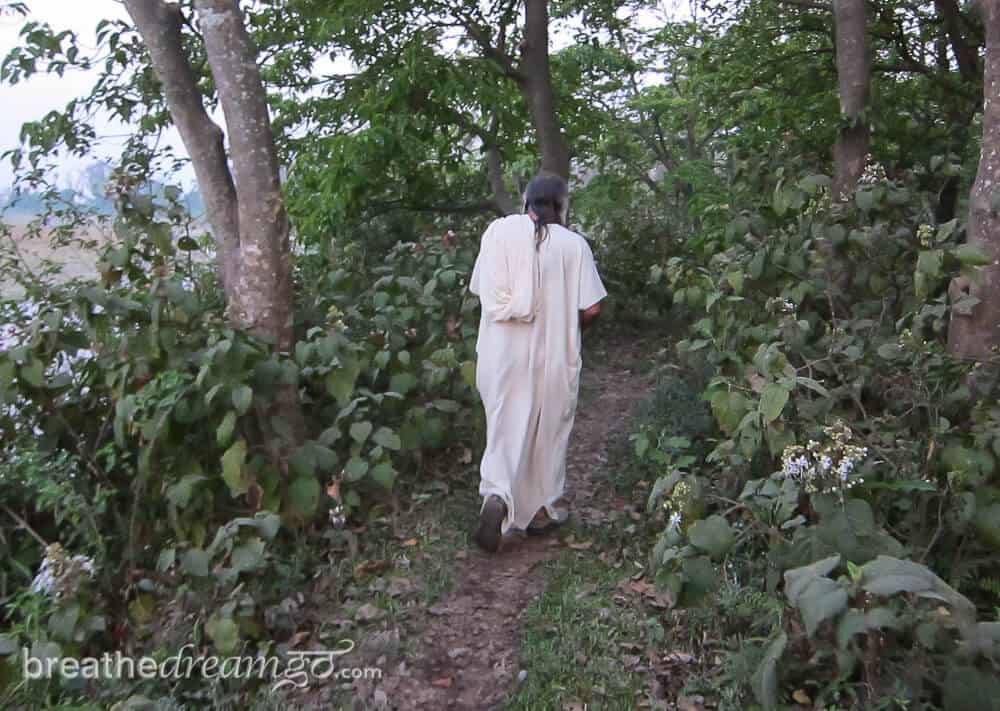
[0,0,689,193]
[0,0,133,190]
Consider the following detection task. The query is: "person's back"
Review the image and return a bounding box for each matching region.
[469,174,607,553]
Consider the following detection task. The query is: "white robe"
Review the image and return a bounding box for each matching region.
[469,214,608,533]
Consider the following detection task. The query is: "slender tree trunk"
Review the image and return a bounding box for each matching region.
[125,0,304,465]
[126,0,295,353]
[486,144,519,215]
[933,0,980,82]
[122,0,239,294]
[832,0,871,198]
[948,0,1000,361]
[520,0,571,180]
[195,0,295,352]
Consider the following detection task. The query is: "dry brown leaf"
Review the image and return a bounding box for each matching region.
[792,689,812,705]
[354,559,390,577]
[402,538,419,547]
[430,676,453,688]
[326,480,341,500]
[568,540,593,551]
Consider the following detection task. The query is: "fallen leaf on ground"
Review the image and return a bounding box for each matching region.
[355,603,386,622]
[401,538,419,547]
[664,651,694,664]
[354,560,390,577]
[568,540,593,551]
[677,694,706,711]
[792,689,812,704]
[430,676,453,688]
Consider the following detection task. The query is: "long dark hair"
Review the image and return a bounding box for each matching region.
[524,172,568,251]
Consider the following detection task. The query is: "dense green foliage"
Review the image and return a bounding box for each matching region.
[2,0,1000,708]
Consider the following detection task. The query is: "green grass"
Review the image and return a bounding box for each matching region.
[506,546,655,711]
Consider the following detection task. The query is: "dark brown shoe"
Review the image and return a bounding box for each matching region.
[474,496,506,553]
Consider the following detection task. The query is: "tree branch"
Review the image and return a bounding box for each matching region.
[123,0,240,293]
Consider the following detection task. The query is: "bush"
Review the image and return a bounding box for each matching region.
[0,188,484,705]
[634,155,1000,709]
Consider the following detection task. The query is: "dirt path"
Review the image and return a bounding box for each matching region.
[379,337,652,710]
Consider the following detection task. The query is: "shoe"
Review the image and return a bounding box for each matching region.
[526,509,568,536]
[474,496,506,553]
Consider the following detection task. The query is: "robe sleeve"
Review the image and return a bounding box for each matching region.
[469,222,492,296]
[578,239,608,310]
[470,217,536,323]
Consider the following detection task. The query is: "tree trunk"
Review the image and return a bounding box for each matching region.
[125,0,304,461]
[933,0,980,83]
[486,144,519,215]
[122,0,240,294]
[832,0,871,199]
[195,0,296,353]
[520,0,571,180]
[948,0,1000,361]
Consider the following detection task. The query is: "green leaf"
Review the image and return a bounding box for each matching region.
[286,476,320,519]
[326,363,360,406]
[205,615,239,655]
[389,372,419,395]
[784,554,841,601]
[759,383,789,423]
[860,555,975,616]
[372,426,402,450]
[216,411,237,447]
[370,461,396,489]
[783,558,849,637]
[48,603,80,641]
[18,359,44,388]
[221,439,249,496]
[710,390,749,435]
[953,244,992,266]
[180,548,210,577]
[231,385,253,415]
[230,538,266,573]
[344,456,369,481]
[751,632,787,710]
[916,249,943,278]
[166,474,206,508]
[795,376,830,397]
[349,421,373,444]
[289,445,316,478]
[687,515,735,559]
[432,399,460,412]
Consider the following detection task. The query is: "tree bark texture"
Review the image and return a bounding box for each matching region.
[948,0,1000,361]
[832,0,871,199]
[195,0,295,352]
[122,0,240,294]
[125,0,295,354]
[520,0,571,180]
[933,0,980,82]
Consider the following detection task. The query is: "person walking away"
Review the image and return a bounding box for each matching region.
[468,172,607,553]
